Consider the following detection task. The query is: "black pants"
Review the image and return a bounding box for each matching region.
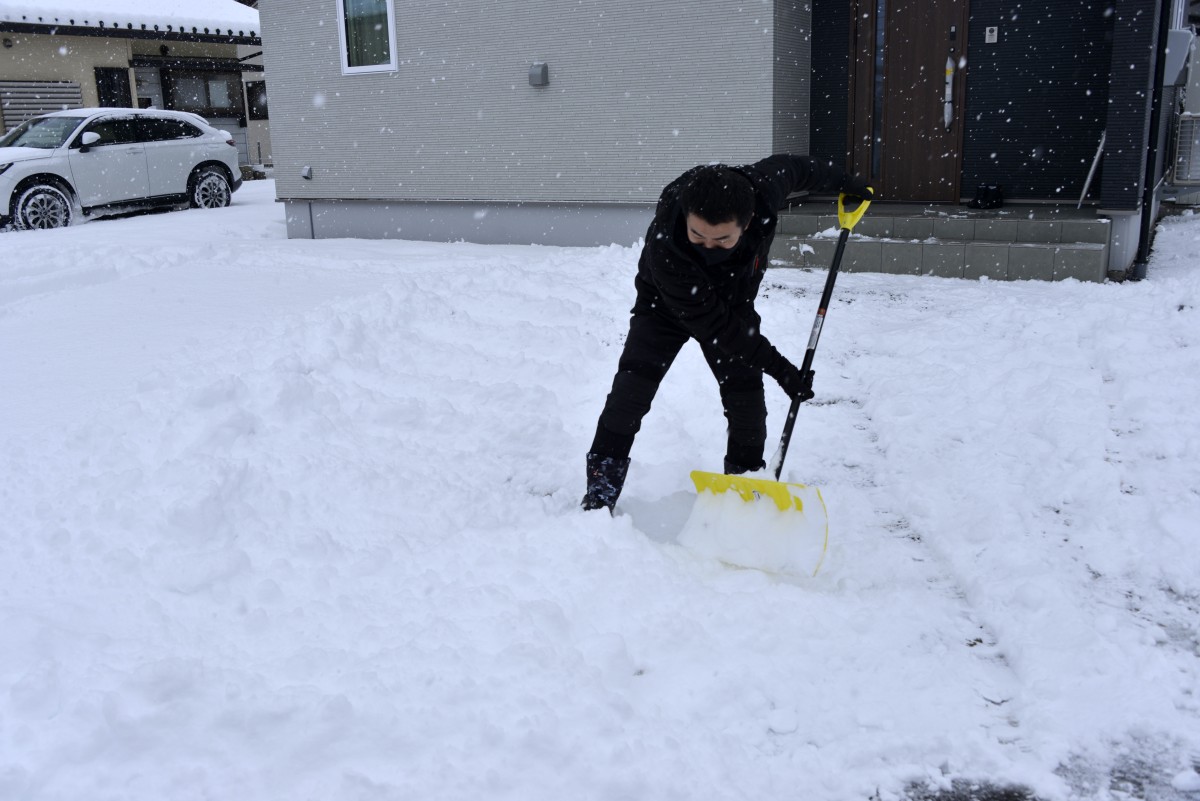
[590,310,767,468]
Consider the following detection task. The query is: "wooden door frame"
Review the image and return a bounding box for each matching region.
[847,0,877,182]
[846,0,970,201]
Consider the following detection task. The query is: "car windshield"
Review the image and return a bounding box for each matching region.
[0,116,87,149]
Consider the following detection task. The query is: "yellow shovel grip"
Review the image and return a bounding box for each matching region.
[838,189,873,232]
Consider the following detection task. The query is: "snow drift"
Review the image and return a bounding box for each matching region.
[1,182,1197,800]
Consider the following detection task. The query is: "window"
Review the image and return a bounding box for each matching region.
[336,0,397,74]
[95,67,132,107]
[245,81,269,120]
[0,115,85,149]
[134,117,202,142]
[163,71,244,118]
[72,117,137,147]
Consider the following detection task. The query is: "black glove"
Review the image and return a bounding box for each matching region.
[771,361,816,403]
[842,175,874,206]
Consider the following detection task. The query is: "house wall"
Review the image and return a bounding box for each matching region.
[262,0,808,210]
[808,0,850,166]
[772,0,811,154]
[0,33,244,136]
[809,0,1123,203]
[962,1,1113,201]
[0,33,132,133]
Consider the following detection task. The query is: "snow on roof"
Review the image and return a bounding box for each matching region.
[0,0,258,38]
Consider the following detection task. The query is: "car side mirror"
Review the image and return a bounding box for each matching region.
[78,131,101,152]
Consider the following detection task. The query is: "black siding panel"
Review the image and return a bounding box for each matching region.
[963,2,1113,200]
[811,0,850,165]
[1100,0,1160,210]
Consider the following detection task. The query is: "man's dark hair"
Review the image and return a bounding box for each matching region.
[679,165,755,228]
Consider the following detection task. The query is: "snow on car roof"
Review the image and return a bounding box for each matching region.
[0,0,258,38]
[44,107,200,117]
[37,107,214,125]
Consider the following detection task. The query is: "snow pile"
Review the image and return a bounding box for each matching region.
[680,480,828,577]
[1,183,1198,800]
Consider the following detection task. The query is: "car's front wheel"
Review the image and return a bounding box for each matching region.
[13,183,74,230]
[189,167,232,210]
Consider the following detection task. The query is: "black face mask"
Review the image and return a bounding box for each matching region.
[692,241,741,267]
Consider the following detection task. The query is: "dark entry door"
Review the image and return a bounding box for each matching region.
[95,67,132,108]
[850,0,970,202]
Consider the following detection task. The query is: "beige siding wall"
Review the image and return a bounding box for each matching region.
[0,33,131,133]
[0,33,242,135]
[261,0,809,204]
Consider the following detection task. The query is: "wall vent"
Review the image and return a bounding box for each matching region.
[1173,112,1200,185]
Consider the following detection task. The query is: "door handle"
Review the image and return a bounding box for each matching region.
[944,24,958,131]
[944,55,955,130]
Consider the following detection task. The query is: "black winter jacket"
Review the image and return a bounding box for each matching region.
[633,154,849,376]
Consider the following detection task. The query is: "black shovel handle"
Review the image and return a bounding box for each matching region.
[772,226,851,480]
[769,187,872,480]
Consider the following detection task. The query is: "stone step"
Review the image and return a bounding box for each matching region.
[778,213,1112,244]
[768,236,1108,282]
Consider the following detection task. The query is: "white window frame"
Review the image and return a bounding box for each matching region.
[335,0,398,75]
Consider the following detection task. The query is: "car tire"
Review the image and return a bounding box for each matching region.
[13,183,74,230]
[189,167,232,209]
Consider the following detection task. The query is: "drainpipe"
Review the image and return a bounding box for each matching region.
[1132,0,1175,279]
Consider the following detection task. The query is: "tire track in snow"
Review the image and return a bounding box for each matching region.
[763,276,1040,786]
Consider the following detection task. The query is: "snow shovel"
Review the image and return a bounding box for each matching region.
[683,191,872,576]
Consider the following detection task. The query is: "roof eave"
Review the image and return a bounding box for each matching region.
[0,21,260,46]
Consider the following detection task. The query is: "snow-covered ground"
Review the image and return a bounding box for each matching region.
[1,181,1198,801]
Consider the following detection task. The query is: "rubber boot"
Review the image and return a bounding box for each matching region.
[581,453,631,513]
[724,457,766,475]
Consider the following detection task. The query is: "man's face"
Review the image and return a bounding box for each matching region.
[685,213,744,250]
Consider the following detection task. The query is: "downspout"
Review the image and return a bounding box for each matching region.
[1132,0,1175,278]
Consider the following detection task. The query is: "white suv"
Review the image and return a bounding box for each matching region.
[0,108,242,230]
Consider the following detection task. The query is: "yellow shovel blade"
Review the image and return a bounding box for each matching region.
[685,470,829,577]
[690,470,814,512]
